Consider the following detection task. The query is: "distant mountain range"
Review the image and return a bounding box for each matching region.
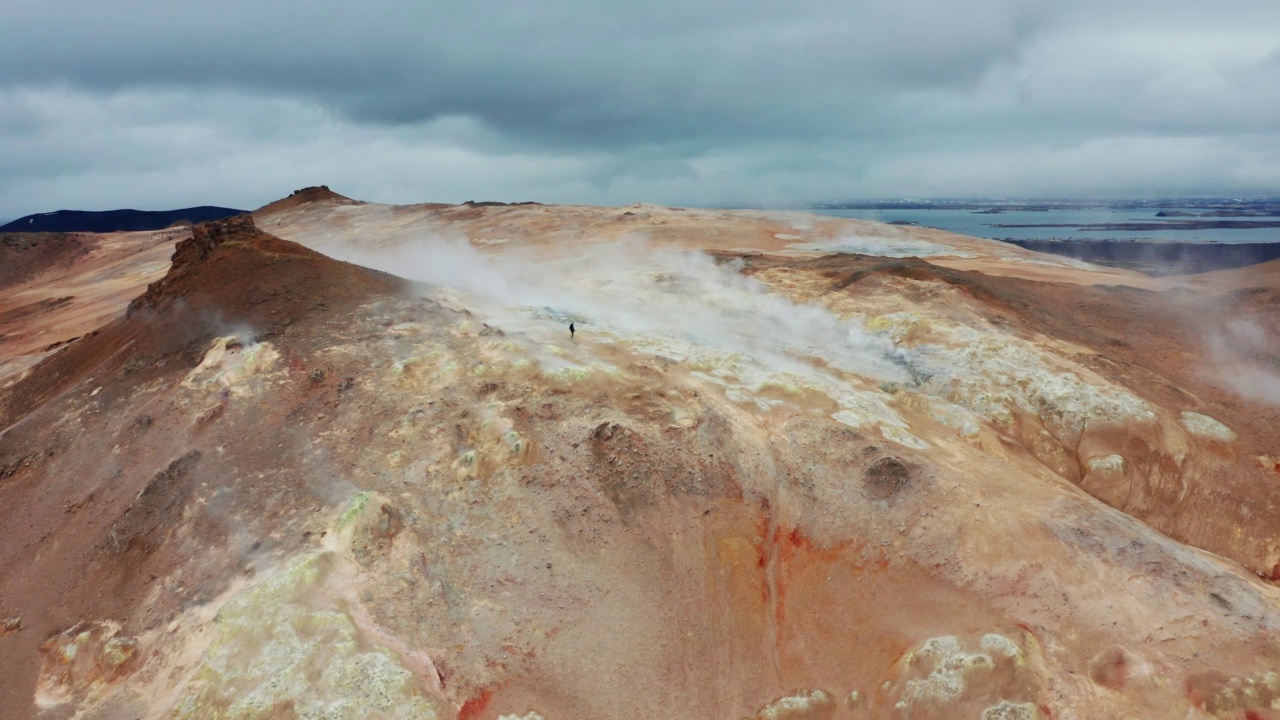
[0,206,245,233]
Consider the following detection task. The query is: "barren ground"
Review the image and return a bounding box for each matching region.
[1,190,1278,720]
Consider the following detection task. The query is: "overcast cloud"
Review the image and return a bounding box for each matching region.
[1,0,1278,218]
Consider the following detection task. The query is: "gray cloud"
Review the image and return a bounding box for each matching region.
[1,0,1279,218]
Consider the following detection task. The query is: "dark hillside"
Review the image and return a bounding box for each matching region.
[0,206,244,233]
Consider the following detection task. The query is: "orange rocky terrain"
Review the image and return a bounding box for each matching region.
[1,188,1278,719]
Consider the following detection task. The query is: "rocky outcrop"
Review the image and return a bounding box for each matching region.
[127,214,321,317]
[252,184,359,216]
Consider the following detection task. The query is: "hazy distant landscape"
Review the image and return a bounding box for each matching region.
[11,197,1280,243]
[800,198,1280,274]
[810,197,1280,243]
[7,195,1280,276]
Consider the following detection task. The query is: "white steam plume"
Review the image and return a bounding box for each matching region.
[1206,317,1280,406]
[321,232,910,385]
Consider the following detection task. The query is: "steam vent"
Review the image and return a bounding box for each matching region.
[2,189,1280,719]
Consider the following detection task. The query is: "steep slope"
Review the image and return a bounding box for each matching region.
[1,232,90,288]
[0,215,406,715]
[0,204,1278,720]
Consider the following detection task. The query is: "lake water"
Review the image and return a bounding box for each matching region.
[809,208,1280,244]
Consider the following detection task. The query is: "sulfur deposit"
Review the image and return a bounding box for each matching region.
[1,190,1279,719]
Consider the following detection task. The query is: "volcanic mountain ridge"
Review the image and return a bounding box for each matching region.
[0,193,1278,719]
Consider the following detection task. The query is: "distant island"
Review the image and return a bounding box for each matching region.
[809,197,1280,214]
[991,220,1280,231]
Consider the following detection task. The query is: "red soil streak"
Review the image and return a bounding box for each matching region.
[458,688,492,720]
[777,526,850,565]
[770,526,817,628]
[786,527,807,553]
[754,509,771,603]
[769,525,863,633]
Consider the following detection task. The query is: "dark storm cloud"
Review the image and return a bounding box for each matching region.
[3,0,1052,144]
[1,0,1278,217]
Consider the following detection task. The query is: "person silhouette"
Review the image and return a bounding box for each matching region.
[569,322,576,339]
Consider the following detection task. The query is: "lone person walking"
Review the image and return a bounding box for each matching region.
[569,322,576,339]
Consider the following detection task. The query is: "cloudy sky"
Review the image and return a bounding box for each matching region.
[2,0,1279,219]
